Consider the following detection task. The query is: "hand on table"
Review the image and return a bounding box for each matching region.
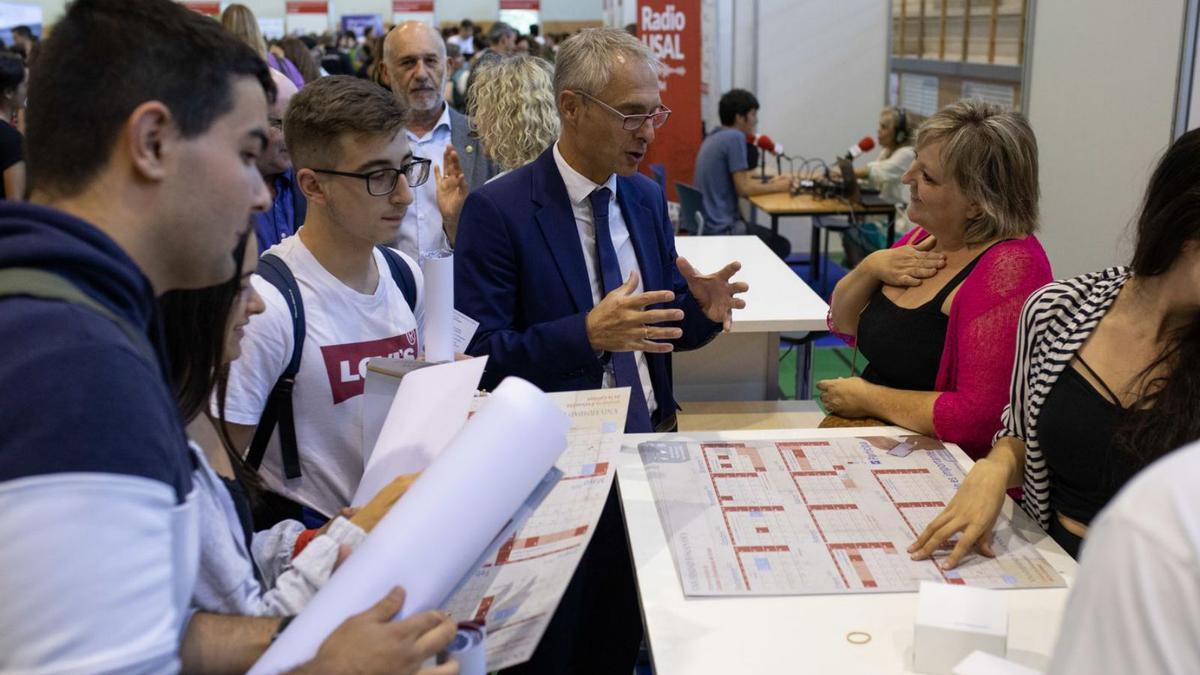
[585,270,684,353]
[307,587,458,675]
[765,174,793,193]
[863,235,945,287]
[815,377,876,419]
[676,257,749,332]
[908,457,1009,569]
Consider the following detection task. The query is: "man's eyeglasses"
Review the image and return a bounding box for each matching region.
[312,157,432,196]
[574,90,671,131]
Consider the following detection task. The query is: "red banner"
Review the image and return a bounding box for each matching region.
[286,1,328,14]
[394,0,434,10]
[183,1,221,15]
[638,0,701,201]
[500,0,540,9]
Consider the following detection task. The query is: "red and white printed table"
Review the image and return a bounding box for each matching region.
[616,426,1079,674]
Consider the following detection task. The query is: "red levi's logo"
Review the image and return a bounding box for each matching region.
[320,331,419,404]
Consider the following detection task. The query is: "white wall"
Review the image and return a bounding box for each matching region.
[1027,0,1187,278]
[754,0,888,164]
[540,0,599,22]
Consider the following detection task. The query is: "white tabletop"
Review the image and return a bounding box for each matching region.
[616,426,1078,675]
[674,235,829,332]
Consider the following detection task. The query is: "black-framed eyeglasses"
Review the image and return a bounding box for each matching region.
[574,90,671,131]
[267,116,284,132]
[312,157,432,195]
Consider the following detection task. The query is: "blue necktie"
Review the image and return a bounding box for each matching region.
[589,187,653,433]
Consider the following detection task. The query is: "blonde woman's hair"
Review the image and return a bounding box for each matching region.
[916,99,1039,243]
[469,55,560,172]
[221,4,266,59]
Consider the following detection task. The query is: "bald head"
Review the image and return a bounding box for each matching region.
[258,68,299,178]
[382,21,447,114]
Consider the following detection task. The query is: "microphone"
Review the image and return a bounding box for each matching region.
[747,134,785,156]
[842,135,875,161]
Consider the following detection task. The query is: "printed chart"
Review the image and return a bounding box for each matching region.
[444,388,629,670]
[639,435,1064,596]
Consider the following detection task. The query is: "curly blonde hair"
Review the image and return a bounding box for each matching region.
[468,55,560,172]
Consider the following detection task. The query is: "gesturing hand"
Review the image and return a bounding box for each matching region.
[815,377,875,419]
[676,256,749,332]
[864,235,946,287]
[308,587,458,675]
[907,457,1009,570]
[435,144,469,245]
[585,270,685,354]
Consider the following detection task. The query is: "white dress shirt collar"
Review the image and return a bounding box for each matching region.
[553,141,618,206]
[406,103,452,144]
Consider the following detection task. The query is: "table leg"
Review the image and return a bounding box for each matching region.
[766,332,781,399]
[886,211,897,247]
[798,338,815,400]
[771,213,780,236]
[810,217,821,288]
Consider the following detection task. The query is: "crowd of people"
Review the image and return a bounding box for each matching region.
[0,0,1198,674]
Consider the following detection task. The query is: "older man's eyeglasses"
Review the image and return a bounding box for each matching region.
[312,157,432,196]
[574,90,671,131]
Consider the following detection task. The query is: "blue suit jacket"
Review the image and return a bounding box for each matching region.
[454,147,720,422]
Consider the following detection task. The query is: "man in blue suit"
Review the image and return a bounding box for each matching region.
[454,27,748,675]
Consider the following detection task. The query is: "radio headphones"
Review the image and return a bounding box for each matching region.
[893,107,909,144]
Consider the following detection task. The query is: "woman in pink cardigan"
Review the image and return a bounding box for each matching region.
[819,100,1052,458]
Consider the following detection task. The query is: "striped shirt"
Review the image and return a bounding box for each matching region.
[996,266,1131,530]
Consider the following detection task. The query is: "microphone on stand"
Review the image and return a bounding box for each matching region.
[841,136,876,161]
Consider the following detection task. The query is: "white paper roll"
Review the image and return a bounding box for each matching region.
[422,250,454,364]
[250,377,570,674]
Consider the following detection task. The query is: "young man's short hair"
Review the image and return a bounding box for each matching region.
[26,0,275,199]
[718,89,759,127]
[284,75,408,170]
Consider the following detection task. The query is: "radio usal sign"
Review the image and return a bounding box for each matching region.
[641,4,686,61]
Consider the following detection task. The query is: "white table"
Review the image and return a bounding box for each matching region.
[673,236,829,401]
[616,426,1078,675]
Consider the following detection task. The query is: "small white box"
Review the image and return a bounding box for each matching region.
[913,581,1008,675]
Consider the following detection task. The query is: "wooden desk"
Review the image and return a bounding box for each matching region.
[676,400,825,431]
[749,192,897,291]
[616,426,1077,675]
[673,236,828,401]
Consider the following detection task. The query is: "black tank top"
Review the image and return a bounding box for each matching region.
[857,240,1005,391]
[1038,356,1130,529]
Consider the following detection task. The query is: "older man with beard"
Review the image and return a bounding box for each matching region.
[382,20,494,260]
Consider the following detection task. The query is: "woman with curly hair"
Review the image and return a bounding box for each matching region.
[467,54,560,175]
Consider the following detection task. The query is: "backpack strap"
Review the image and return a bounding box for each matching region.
[0,268,157,368]
[247,253,304,480]
[375,245,418,312]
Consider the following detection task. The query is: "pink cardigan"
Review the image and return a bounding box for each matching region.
[831,228,1053,458]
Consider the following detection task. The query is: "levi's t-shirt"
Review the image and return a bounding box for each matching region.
[223,233,424,517]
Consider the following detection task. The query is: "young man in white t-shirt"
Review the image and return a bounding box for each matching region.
[223,75,433,519]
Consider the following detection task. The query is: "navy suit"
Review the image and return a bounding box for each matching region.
[455,147,720,427]
[455,147,720,674]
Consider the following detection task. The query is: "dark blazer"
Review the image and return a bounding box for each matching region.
[454,147,720,420]
[448,106,494,190]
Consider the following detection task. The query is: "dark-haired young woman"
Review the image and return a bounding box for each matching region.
[0,52,26,200]
[909,127,1200,567]
[161,234,364,616]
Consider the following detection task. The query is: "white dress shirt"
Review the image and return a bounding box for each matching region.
[552,142,657,415]
[397,104,453,261]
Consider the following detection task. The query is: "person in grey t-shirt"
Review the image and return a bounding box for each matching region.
[692,89,794,255]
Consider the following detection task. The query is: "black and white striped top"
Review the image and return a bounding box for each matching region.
[995,266,1132,530]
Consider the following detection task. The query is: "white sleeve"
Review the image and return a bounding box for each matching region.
[0,474,188,675]
[258,518,367,617]
[1047,512,1200,675]
[220,275,294,427]
[250,519,307,589]
[866,147,914,191]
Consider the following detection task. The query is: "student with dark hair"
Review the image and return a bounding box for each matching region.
[10,24,35,61]
[910,127,1200,566]
[0,52,25,200]
[160,232,457,667]
[692,88,793,254]
[220,76,428,523]
[0,1,445,671]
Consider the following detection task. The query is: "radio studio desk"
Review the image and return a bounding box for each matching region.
[748,192,897,292]
[672,235,829,401]
[616,426,1078,675]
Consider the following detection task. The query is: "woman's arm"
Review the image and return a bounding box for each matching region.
[3,161,24,201]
